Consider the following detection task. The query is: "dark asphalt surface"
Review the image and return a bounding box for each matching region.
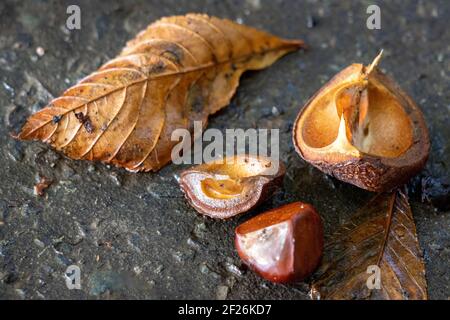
[0,0,448,299]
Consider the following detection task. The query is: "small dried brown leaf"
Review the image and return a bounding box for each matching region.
[17,14,303,172]
[310,188,427,300]
[34,176,52,196]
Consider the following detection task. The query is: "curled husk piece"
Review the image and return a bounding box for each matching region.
[293,52,430,192]
[179,155,285,219]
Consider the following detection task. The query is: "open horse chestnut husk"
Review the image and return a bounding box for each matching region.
[293,52,430,192]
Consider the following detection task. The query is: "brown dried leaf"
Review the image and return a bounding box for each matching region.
[310,188,427,300]
[17,14,303,172]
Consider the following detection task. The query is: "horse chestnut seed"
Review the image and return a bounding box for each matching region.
[235,202,323,283]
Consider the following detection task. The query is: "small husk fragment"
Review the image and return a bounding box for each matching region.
[293,51,430,192]
[235,202,323,283]
[179,155,285,219]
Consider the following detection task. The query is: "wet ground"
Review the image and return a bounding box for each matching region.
[0,0,449,299]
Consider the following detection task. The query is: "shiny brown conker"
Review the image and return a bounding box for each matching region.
[235,202,323,283]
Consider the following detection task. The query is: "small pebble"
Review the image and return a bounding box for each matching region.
[109,172,122,186]
[34,238,45,248]
[199,262,220,278]
[216,285,229,300]
[172,251,184,263]
[193,221,207,239]
[36,47,45,57]
[187,237,201,250]
[133,266,142,275]
[224,261,245,277]
[306,15,317,29]
[199,263,210,274]
[89,219,98,231]
[154,265,164,275]
[2,82,14,96]
[15,289,26,299]
[271,106,281,116]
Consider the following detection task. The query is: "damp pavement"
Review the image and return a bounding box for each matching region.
[0,0,449,299]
